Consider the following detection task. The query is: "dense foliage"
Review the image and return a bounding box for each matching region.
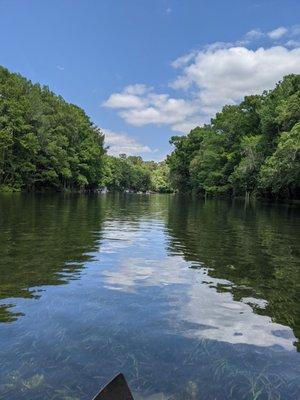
[167,75,300,199]
[1,66,299,198]
[0,66,171,193]
[0,66,105,191]
[102,155,172,193]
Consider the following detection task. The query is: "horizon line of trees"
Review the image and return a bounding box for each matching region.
[0,65,299,199]
[103,154,172,193]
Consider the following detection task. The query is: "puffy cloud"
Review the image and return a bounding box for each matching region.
[124,84,149,95]
[286,39,300,48]
[104,94,145,109]
[171,46,300,115]
[171,118,204,134]
[104,87,199,131]
[171,51,197,69]
[241,25,300,44]
[267,26,288,39]
[103,84,150,109]
[264,25,300,41]
[244,29,264,40]
[103,28,300,134]
[103,129,154,156]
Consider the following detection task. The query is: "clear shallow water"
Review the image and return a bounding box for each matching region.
[0,193,299,400]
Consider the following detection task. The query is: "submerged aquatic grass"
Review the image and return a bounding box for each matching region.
[0,194,299,399]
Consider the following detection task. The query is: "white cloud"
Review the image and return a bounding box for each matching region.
[103,84,150,109]
[103,28,300,134]
[171,118,204,134]
[267,26,288,39]
[245,29,264,40]
[123,84,150,95]
[103,129,154,156]
[285,39,300,48]
[104,87,199,131]
[171,46,300,115]
[171,51,197,68]
[104,93,145,109]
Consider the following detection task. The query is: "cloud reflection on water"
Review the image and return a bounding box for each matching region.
[99,223,296,352]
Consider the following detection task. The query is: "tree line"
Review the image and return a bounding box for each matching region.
[0,66,105,191]
[0,66,171,193]
[167,74,300,199]
[0,65,299,198]
[103,155,171,193]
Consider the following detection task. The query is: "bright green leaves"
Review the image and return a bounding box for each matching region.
[101,155,171,193]
[258,123,300,195]
[0,66,105,191]
[229,135,265,192]
[167,75,300,199]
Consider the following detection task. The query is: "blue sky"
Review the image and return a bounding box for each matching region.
[1,0,300,160]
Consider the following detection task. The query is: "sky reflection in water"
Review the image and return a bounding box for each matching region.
[0,194,299,399]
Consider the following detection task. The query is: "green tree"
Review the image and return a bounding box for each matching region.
[151,161,172,193]
[258,123,300,197]
[229,135,265,194]
[167,127,208,191]
[167,75,300,199]
[0,66,105,191]
[189,131,229,195]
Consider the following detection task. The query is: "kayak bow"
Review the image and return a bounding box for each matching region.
[92,373,134,400]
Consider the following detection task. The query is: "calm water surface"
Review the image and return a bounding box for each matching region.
[0,194,299,400]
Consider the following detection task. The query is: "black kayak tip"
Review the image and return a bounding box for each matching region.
[92,373,134,400]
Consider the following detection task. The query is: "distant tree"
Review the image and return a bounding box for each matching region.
[151,162,172,193]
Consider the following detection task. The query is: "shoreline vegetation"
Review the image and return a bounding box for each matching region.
[0,66,299,200]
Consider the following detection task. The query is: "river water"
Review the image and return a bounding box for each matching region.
[0,193,299,399]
